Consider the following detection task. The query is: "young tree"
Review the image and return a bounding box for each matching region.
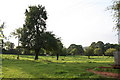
[10,27,23,59]
[42,32,63,60]
[21,5,47,60]
[55,39,63,60]
[84,47,94,59]
[11,28,23,46]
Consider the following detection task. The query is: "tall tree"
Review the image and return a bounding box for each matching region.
[109,1,120,43]
[21,5,47,60]
[108,1,120,66]
[84,47,94,59]
[0,22,5,49]
[11,27,23,59]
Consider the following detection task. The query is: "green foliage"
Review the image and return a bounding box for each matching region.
[70,48,78,55]
[90,42,96,49]
[108,0,120,28]
[67,44,84,55]
[85,47,94,56]
[60,47,67,56]
[21,5,47,49]
[96,41,105,55]
[11,27,23,39]
[105,48,117,56]
[84,47,94,59]
[94,48,103,56]
[4,41,15,50]
[0,22,4,38]
[18,5,63,60]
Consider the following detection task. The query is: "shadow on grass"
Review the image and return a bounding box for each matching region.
[2,56,114,78]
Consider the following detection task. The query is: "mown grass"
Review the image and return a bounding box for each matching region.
[2,54,114,78]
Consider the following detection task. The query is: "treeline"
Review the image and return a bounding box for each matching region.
[84,41,119,58]
[3,41,119,57]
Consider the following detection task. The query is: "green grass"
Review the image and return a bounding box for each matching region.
[2,54,114,78]
[94,67,120,74]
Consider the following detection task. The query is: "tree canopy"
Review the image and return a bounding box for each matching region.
[20,5,48,60]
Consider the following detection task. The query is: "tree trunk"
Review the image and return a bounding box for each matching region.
[17,54,19,59]
[1,39,3,49]
[57,53,59,60]
[35,49,39,60]
[88,56,90,59]
[17,38,20,59]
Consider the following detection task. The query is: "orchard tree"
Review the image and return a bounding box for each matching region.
[21,5,47,60]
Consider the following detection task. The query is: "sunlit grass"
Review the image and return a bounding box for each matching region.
[2,54,114,78]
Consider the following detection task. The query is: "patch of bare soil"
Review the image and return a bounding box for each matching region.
[87,69,120,79]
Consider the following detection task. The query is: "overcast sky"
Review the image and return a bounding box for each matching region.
[0,0,118,48]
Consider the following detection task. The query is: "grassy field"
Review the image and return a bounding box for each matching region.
[2,54,114,78]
